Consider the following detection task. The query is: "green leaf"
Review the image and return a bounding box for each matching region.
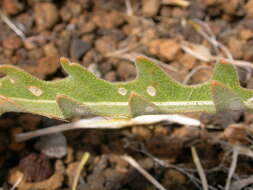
[1,57,253,119]
[211,81,246,112]
[128,92,162,117]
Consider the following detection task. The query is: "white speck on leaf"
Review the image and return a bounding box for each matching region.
[27,86,43,96]
[147,86,156,96]
[118,88,127,96]
[9,77,16,84]
[145,106,154,112]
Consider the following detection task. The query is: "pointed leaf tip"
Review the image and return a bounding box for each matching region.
[135,56,150,63]
[60,57,70,64]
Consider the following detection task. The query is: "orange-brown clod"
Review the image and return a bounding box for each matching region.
[211,81,222,86]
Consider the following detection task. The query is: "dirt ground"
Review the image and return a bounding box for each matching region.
[1,0,253,189]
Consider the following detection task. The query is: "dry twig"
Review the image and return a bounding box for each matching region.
[230,175,253,190]
[191,146,209,190]
[72,152,90,190]
[121,155,167,190]
[15,114,201,141]
[225,147,239,190]
[0,10,26,39]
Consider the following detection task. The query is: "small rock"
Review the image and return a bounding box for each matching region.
[222,124,248,144]
[228,37,245,59]
[81,34,95,44]
[3,48,13,57]
[163,169,187,187]
[100,61,113,74]
[3,0,24,15]
[43,43,59,57]
[60,6,72,22]
[70,38,92,60]
[190,66,212,84]
[95,36,117,54]
[245,0,253,18]
[80,21,96,34]
[223,0,240,15]
[36,56,60,77]
[27,48,44,60]
[92,10,124,29]
[68,2,83,17]
[177,53,196,70]
[82,49,97,67]
[104,71,117,82]
[148,39,180,61]
[142,0,161,17]
[19,153,53,182]
[16,48,27,60]
[34,2,59,31]
[9,160,64,190]
[35,133,67,158]
[132,127,152,139]
[117,61,136,81]
[3,34,22,50]
[239,28,253,41]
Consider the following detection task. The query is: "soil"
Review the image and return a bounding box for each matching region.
[1,0,253,190]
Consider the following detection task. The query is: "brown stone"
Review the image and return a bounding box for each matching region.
[3,34,22,50]
[3,0,24,15]
[148,39,180,61]
[36,56,60,77]
[34,2,59,31]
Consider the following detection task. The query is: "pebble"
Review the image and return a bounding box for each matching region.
[70,38,92,60]
[104,71,117,82]
[163,169,187,187]
[220,124,249,144]
[245,0,253,18]
[34,2,59,31]
[148,39,180,61]
[36,56,60,77]
[3,0,24,15]
[80,21,96,34]
[228,37,245,59]
[142,0,161,17]
[92,10,124,29]
[43,43,59,57]
[239,28,253,40]
[117,61,136,81]
[60,6,72,22]
[69,2,83,17]
[95,36,117,54]
[19,153,53,182]
[35,133,67,158]
[28,48,43,60]
[3,34,22,50]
